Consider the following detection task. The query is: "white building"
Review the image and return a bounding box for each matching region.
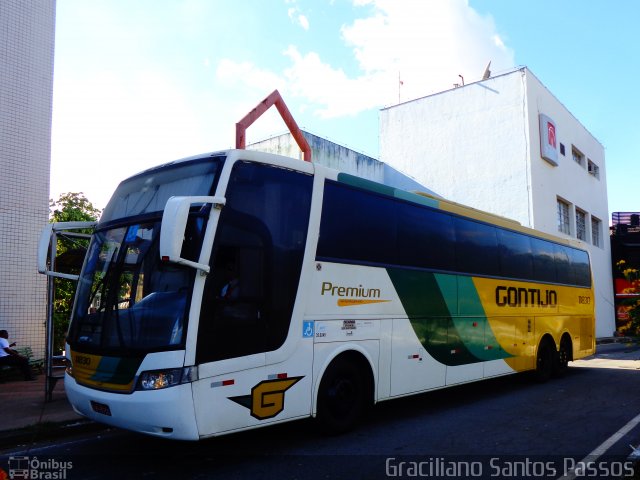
[249,130,432,194]
[0,1,56,357]
[380,67,614,338]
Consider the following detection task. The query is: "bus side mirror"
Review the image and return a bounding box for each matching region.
[37,221,96,280]
[160,196,225,273]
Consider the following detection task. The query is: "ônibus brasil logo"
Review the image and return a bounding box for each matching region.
[5,456,73,479]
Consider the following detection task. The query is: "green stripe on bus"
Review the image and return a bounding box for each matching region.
[336,173,440,209]
[92,356,142,385]
[337,173,397,196]
[388,269,511,365]
[387,268,475,365]
[457,276,511,361]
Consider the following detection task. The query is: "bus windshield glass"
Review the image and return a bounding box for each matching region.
[68,156,223,354]
[68,220,200,353]
[100,156,223,224]
[68,214,208,353]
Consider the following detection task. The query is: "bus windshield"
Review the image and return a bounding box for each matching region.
[101,156,223,224]
[68,220,197,353]
[68,156,223,354]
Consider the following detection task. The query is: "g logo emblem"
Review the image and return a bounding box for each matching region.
[230,377,303,420]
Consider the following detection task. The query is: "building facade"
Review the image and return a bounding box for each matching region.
[0,0,56,357]
[380,67,614,338]
[249,130,433,194]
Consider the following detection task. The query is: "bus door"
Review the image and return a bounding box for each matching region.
[191,160,314,436]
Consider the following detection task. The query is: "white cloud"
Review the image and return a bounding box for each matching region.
[288,6,310,30]
[216,59,283,92]
[51,69,220,209]
[339,0,514,103]
[50,0,515,207]
[298,14,310,30]
[220,0,513,119]
[283,46,387,118]
[493,34,506,49]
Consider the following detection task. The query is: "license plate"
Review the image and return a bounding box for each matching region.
[90,400,112,416]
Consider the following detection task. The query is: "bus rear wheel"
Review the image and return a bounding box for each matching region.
[535,338,555,382]
[316,359,366,434]
[554,337,572,376]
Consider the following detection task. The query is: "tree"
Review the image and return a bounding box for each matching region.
[50,192,101,224]
[49,192,101,352]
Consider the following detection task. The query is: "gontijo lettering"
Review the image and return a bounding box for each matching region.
[495,286,557,308]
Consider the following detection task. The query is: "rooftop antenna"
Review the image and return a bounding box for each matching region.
[458,74,465,86]
[482,61,492,80]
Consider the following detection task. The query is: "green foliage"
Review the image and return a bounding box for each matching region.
[50,192,101,223]
[49,192,101,352]
[53,311,71,356]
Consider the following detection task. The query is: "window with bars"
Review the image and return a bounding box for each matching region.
[572,146,585,166]
[591,216,602,247]
[557,199,570,235]
[576,209,587,241]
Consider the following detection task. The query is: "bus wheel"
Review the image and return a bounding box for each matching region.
[316,359,365,434]
[535,338,555,382]
[554,337,571,376]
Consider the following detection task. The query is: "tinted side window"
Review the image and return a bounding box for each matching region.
[554,245,575,285]
[569,248,591,287]
[454,218,500,276]
[317,182,397,266]
[397,203,455,271]
[531,238,556,283]
[498,229,533,280]
[197,162,312,363]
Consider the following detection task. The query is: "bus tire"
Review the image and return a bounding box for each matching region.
[554,336,572,377]
[316,358,367,435]
[535,337,555,382]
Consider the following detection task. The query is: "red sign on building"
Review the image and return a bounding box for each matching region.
[547,121,556,148]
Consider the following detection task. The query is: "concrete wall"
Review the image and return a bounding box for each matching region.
[249,130,435,194]
[380,67,615,338]
[380,70,532,225]
[524,70,614,338]
[0,0,56,358]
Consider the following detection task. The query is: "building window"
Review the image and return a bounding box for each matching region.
[560,143,565,156]
[591,216,602,247]
[576,209,587,241]
[588,159,600,179]
[557,198,570,235]
[572,146,585,166]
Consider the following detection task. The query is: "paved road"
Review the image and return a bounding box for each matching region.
[3,345,640,479]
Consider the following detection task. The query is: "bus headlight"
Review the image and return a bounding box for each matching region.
[136,366,197,391]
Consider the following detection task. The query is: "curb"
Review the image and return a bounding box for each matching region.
[0,419,109,451]
[596,336,639,345]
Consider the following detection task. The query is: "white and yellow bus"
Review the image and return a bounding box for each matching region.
[46,148,594,440]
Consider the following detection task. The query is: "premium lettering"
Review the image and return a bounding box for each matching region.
[495,286,557,308]
[321,281,381,299]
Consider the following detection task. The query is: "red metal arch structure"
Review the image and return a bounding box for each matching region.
[235,89,312,162]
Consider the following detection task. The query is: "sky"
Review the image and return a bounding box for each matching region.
[51,0,640,218]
